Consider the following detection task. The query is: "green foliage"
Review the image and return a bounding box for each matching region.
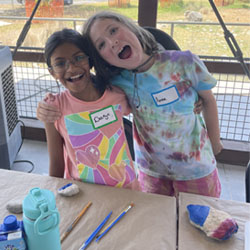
[64,0,250,19]
[158,0,184,13]
[111,6,138,20]
[66,1,139,20]
[223,0,250,9]
[182,0,210,11]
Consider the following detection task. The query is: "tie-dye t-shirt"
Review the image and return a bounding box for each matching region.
[47,86,140,190]
[111,50,217,181]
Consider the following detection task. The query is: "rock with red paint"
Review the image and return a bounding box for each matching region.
[187,204,238,240]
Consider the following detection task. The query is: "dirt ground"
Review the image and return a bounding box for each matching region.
[200,8,250,23]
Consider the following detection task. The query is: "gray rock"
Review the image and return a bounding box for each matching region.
[184,11,203,22]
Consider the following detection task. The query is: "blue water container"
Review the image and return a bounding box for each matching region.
[22,187,61,250]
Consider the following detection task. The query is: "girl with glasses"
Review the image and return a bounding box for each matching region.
[42,28,140,191]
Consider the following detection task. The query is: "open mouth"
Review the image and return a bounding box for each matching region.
[67,74,84,82]
[118,45,132,59]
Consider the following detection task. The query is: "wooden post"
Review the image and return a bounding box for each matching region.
[138,0,158,27]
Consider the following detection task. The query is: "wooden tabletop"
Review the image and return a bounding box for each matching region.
[0,169,177,250]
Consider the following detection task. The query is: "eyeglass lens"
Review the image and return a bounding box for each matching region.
[52,55,88,73]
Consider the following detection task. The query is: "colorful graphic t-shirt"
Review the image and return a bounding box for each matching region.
[47,86,139,190]
[111,50,217,181]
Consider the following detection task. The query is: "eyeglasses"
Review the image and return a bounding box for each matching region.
[50,55,89,73]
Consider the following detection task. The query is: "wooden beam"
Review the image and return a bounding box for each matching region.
[204,61,250,75]
[12,51,45,63]
[138,0,158,27]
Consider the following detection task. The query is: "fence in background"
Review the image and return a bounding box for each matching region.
[1,16,249,33]
[11,47,250,143]
[1,16,248,143]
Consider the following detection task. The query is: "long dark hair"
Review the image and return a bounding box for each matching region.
[82,11,158,86]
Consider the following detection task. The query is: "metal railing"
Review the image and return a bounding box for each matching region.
[1,16,249,35]
[1,16,249,55]
[1,16,249,143]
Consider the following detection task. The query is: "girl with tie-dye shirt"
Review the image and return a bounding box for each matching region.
[81,11,223,197]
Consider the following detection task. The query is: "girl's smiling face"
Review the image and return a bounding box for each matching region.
[50,43,94,100]
[90,18,148,70]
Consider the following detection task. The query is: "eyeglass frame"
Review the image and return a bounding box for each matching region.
[49,54,89,73]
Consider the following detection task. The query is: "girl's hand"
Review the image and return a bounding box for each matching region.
[212,140,223,155]
[193,97,203,114]
[36,93,61,123]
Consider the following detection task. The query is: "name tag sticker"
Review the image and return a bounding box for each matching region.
[89,105,117,129]
[151,85,180,107]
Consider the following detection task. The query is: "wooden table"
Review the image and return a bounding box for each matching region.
[0,169,177,250]
[178,192,250,250]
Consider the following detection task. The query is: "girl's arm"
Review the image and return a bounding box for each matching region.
[198,89,223,155]
[44,122,65,177]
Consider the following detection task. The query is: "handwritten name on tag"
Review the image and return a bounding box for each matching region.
[151,85,180,107]
[90,106,117,129]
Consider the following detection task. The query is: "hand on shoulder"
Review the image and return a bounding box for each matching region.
[36,93,61,123]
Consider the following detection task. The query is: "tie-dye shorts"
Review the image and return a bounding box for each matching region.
[138,168,221,198]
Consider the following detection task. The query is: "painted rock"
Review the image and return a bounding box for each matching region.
[187,204,238,240]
